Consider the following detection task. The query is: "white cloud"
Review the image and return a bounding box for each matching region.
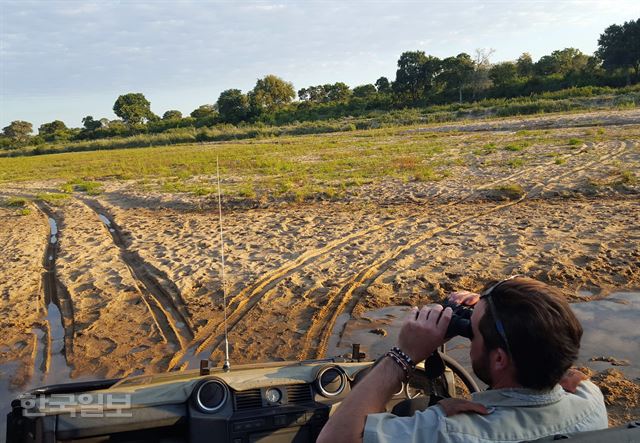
[2,0,640,127]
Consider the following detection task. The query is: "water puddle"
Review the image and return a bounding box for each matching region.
[48,217,58,244]
[572,292,639,379]
[329,292,640,380]
[45,302,72,383]
[327,307,411,359]
[98,214,115,232]
[32,326,47,377]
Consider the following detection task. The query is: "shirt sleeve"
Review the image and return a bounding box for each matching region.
[363,405,444,443]
[572,380,609,429]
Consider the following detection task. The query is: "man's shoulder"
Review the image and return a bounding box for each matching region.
[364,383,608,443]
[441,383,608,440]
[572,379,605,402]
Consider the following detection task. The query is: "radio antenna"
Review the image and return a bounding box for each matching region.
[216,157,231,372]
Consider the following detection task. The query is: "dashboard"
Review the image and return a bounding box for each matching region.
[6,358,436,443]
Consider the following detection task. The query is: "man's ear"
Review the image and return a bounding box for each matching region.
[491,348,511,371]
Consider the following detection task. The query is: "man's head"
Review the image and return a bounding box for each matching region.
[469,277,582,390]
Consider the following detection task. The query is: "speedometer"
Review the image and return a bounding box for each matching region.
[265,388,282,404]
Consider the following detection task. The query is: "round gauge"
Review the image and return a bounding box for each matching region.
[265,388,282,404]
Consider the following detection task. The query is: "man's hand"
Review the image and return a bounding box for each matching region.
[448,290,480,306]
[559,368,588,393]
[398,305,452,363]
[437,398,490,417]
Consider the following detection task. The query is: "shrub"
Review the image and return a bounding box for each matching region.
[5,196,29,207]
[36,193,70,203]
[63,179,102,195]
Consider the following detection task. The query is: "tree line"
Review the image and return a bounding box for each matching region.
[2,18,639,150]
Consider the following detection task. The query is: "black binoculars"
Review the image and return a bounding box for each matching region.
[443,300,474,340]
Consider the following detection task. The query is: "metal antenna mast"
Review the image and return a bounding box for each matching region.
[216,157,231,371]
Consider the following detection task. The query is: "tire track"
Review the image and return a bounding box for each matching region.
[32,202,74,382]
[80,198,194,351]
[307,140,632,359]
[169,217,402,369]
[184,142,596,366]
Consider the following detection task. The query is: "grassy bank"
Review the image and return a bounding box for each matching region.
[3,86,639,158]
[4,107,636,202]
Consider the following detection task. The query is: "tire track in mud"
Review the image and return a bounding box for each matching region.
[80,198,194,352]
[306,140,634,359]
[169,219,402,369]
[32,202,74,383]
[183,141,601,366]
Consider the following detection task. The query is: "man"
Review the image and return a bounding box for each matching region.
[318,277,608,443]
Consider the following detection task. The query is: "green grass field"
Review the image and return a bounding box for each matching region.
[1,112,638,202]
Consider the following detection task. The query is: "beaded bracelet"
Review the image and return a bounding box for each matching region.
[385,351,411,381]
[390,346,416,371]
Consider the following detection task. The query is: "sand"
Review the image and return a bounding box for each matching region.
[0,108,638,427]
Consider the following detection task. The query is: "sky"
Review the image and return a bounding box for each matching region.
[1,0,639,130]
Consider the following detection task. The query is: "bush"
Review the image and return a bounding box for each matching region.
[5,196,29,207]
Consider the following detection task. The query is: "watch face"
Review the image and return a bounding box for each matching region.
[265,388,282,403]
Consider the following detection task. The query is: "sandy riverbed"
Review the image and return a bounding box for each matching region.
[0,109,638,428]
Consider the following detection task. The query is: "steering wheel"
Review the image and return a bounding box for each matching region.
[351,351,479,415]
[392,351,480,416]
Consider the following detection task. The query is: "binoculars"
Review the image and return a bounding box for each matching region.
[443,300,474,340]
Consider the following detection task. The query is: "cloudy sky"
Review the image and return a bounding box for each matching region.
[1,0,638,129]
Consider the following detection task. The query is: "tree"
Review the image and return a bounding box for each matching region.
[248,74,295,113]
[421,56,443,98]
[113,93,154,125]
[38,120,69,141]
[375,76,391,93]
[217,89,250,124]
[471,48,495,99]
[535,55,558,76]
[516,53,534,77]
[2,120,32,142]
[393,51,429,101]
[597,19,640,83]
[190,104,217,119]
[353,84,377,98]
[82,116,102,131]
[38,120,67,136]
[162,110,183,120]
[551,48,589,75]
[298,87,310,101]
[325,82,351,101]
[393,51,442,102]
[489,62,518,88]
[307,85,326,102]
[439,53,474,102]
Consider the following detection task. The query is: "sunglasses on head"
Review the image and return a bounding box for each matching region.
[479,275,522,358]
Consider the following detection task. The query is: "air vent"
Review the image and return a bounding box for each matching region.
[195,379,228,413]
[286,384,312,404]
[316,366,347,397]
[234,389,262,410]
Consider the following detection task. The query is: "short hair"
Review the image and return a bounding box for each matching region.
[478,277,582,390]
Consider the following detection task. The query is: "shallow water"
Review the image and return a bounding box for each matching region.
[45,302,72,383]
[572,292,640,379]
[48,217,57,244]
[98,213,115,232]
